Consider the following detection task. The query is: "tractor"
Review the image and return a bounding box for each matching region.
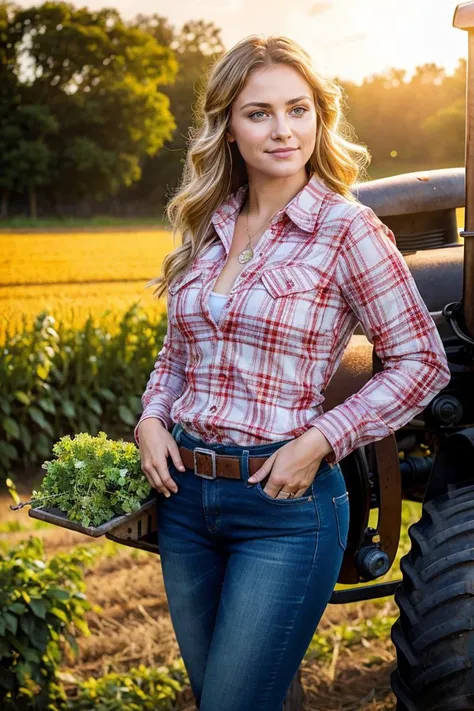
[23,2,474,709]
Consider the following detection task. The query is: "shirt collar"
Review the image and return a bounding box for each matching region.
[210,173,332,235]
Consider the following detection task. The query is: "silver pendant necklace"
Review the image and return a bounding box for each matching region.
[237,201,283,264]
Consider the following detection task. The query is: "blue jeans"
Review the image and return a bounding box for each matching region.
[156,422,350,711]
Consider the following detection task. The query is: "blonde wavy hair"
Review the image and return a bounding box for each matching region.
[148,34,371,300]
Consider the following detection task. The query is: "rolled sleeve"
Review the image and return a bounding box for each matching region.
[310,206,451,464]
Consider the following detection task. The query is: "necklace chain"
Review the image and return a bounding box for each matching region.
[237,201,283,265]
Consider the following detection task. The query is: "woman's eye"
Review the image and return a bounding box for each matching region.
[249,107,308,120]
[249,110,266,119]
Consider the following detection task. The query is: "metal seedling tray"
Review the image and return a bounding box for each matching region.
[28,495,158,540]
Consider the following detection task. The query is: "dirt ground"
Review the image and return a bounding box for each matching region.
[1,480,398,711]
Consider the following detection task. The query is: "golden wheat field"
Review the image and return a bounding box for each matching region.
[0,208,465,344]
[0,229,176,342]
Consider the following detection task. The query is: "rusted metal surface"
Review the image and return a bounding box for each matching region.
[403,246,463,311]
[453,1,474,30]
[335,433,401,587]
[453,8,474,339]
[464,32,474,338]
[321,335,373,415]
[372,434,402,569]
[352,167,464,216]
[353,168,464,253]
[331,345,402,586]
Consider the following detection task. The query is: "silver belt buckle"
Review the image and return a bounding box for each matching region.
[193,447,217,479]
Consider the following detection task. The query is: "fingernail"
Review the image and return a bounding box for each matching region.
[248,476,255,482]
[179,465,185,470]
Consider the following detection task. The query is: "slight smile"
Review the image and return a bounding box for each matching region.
[267,148,299,158]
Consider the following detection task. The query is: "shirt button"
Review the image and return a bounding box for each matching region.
[210,406,217,412]
[286,280,294,287]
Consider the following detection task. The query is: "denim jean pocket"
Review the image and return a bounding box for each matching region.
[254,479,314,505]
[332,491,350,551]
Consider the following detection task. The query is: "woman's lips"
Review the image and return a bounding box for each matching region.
[267,148,298,158]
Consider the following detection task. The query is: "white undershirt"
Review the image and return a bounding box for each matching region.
[208,290,229,325]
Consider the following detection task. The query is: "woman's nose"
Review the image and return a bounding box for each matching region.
[272,121,292,139]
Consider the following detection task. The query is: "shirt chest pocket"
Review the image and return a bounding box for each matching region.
[257,264,332,352]
[260,263,320,299]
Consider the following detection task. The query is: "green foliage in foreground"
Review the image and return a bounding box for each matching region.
[0,535,187,710]
[49,660,187,711]
[32,432,151,528]
[306,613,397,664]
[1,304,166,482]
[0,537,94,710]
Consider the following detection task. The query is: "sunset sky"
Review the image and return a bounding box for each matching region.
[18,0,467,83]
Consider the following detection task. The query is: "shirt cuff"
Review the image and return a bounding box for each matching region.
[309,412,351,465]
[134,413,170,446]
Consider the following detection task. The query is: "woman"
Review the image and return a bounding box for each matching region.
[134,35,451,711]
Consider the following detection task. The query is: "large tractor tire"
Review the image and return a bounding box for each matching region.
[391,482,474,710]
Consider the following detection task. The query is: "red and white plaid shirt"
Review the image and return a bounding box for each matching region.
[134,174,451,464]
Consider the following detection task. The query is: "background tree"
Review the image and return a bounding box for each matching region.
[1,103,59,218]
[120,16,226,214]
[0,1,179,215]
[341,60,465,174]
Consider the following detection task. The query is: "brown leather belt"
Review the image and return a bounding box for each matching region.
[178,444,269,480]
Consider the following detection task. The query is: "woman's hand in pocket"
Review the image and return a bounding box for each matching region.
[247,427,333,497]
[137,418,186,497]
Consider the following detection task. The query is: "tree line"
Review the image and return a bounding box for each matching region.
[0,1,466,219]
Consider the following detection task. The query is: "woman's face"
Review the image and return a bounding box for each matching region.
[226,63,317,181]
